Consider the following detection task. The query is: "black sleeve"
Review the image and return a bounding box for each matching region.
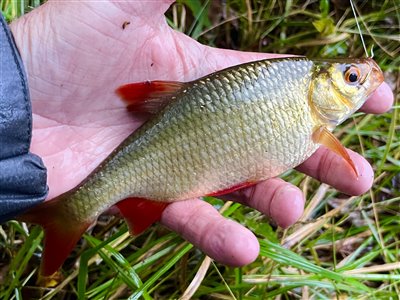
[0,13,48,222]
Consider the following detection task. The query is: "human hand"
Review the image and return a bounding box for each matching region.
[10,0,393,266]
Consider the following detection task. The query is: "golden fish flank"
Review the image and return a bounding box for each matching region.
[20,57,383,277]
[98,60,315,204]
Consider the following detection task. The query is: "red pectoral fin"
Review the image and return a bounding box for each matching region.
[116,198,169,235]
[312,125,358,177]
[116,81,185,114]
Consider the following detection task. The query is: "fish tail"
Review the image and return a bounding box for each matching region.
[18,196,169,278]
[17,197,92,278]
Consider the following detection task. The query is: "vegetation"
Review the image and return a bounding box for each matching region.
[1,0,399,299]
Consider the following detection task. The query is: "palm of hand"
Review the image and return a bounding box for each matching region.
[14,1,274,199]
[10,0,393,266]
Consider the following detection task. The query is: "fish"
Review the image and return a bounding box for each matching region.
[19,57,383,278]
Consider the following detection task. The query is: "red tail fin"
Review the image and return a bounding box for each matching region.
[116,198,168,235]
[18,200,92,277]
[18,196,168,278]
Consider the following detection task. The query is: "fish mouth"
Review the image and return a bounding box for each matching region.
[365,58,384,92]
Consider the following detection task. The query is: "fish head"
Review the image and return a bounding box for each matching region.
[310,58,384,127]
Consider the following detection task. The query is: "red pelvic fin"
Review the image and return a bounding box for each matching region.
[116,81,185,114]
[116,198,169,235]
[207,182,256,197]
[18,200,92,277]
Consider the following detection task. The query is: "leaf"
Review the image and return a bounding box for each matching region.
[313,17,336,35]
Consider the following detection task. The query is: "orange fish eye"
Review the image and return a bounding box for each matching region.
[344,66,361,84]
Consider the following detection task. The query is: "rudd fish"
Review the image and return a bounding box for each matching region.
[20,57,383,277]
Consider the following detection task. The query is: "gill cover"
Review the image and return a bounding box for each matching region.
[309,58,384,127]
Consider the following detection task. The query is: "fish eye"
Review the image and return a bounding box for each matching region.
[349,73,358,82]
[344,66,361,84]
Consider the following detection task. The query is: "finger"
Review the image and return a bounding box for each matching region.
[296,147,374,195]
[219,178,305,228]
[360,82,394,114]
[160,199,259,266]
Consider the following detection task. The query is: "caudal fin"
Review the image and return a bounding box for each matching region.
[19,197,168,277]
[18,200,92,277]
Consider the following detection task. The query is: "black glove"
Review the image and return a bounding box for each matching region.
[0,14,48,223]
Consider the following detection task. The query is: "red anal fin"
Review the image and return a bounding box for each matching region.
[17,200,92,278]
[116,198,168,235]
[116,81,185,114]
[207,182,256,197]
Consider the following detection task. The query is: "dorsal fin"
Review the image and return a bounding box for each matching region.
[116,81,185,114]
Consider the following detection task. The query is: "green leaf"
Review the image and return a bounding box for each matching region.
[319,0,330,17]
[312,17,335,35]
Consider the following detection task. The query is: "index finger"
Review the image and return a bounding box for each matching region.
[296,147,374,196]
[360,82,393,114]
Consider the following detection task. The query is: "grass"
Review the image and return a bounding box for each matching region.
[1,0,399,299]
